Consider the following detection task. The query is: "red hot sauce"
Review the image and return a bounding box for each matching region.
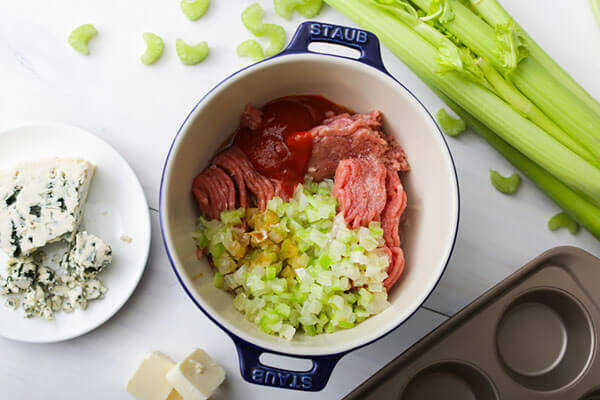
[233,95,350,197]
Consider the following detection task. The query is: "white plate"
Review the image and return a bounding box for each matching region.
[0,123,151,343]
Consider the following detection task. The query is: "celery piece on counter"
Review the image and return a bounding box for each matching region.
[436,108,466,136]
[262,24,286,57]
[490,170,520,194]
[242,3,266,35]
[237,40,265,62]
[274,0,324,19]
[68,24,97,55]
[180,0,210,21]
[241,3,286,58]
[176,38,209,65]
[548,212,579,234]
[140,32,164,65]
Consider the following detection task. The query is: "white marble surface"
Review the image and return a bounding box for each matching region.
[0,1,599,399]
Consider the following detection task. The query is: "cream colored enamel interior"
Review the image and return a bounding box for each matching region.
[162,54,458,356]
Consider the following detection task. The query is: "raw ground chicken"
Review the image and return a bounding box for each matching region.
[332,159,407,289]
[307,110,409,181]
[192,105,409,290]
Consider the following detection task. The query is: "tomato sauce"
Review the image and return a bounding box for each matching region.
[233,95,350,197]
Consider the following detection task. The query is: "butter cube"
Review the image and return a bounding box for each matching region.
[127,352,180,400]
[166,349,226,400]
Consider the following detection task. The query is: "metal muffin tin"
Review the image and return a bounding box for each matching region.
[344,246,600,399]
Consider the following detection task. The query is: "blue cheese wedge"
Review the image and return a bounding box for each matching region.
[65,231,112,281]
[0,158,95,258]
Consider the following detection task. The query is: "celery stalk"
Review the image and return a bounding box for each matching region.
[470,0,600,117]
[477,57,600,168]
[440,94,600,240]
[411,0,523,76]
[409,0,600,160]
[324,0,600,207]
[510,56,600,160]
[371,0,492,89]
[370,1,462,72]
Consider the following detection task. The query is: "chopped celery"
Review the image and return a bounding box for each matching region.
[194,180,391,339]
[175,38,209,65]
[180,0,210,21]
[489,170,520,194]
[68,24,97,56]
[221,208,245,225]
[213,272,224,288]
[436,109,466,137]
[548,212,579,234]
[140,32,164,65]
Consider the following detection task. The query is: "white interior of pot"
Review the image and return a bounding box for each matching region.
[161,53,459,356]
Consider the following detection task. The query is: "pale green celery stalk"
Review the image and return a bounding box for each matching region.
[371,0,491,89]
[411,0,522,75]
[477,57,600,168]
[323,0,600,207]
[440,93,600,240]
[370,0,462,72]
[470,0,600,117]
[510,57,600,159]
[410,0,600,160]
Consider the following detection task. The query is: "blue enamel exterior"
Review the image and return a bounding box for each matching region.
[159,21,460,392]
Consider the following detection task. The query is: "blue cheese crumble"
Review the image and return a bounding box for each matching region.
[0,158,95,258]
[0,239,111,320]
[65,232,113,281]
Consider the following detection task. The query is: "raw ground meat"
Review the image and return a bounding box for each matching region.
[383,247,405,291]
[212,146,279,211]
[240,104,262,130]
[332,159,387,229]
[307,111,409,181]
[193,105,409,291]
[271,178,291,202]
[192,165,236,220]
[213,147,250,209]
[381,168,408,249]
[195,146,283,217]
[331,159,408,291]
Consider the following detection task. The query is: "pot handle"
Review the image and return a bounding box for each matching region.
[232,335,345,391]
[281,21,388,73]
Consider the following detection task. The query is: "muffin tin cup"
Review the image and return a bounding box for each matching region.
[495,288,593,391]
[402,361,498,400]
[344,247,600,399]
